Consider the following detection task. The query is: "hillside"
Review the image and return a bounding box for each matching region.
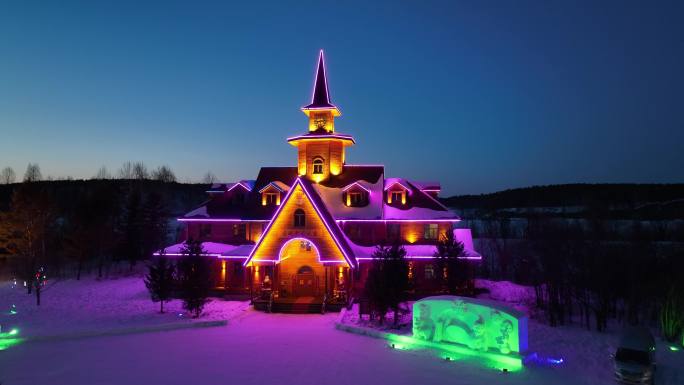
[442,183,684,219]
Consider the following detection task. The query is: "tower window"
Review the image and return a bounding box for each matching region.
[294,209,306,227]
[390,191,404,204]
[312,158,324,175]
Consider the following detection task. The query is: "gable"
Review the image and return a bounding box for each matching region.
[244,179,355,267]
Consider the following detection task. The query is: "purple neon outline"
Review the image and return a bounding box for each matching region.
[286,134,355,144]
[227,182,252,192]
[258,182,287,193]
[384,180,412,192]
[243,178,355,268]
[300,49,340,114]
[313,50,329,105]
[275,237,348,264]
[356,256,481,261]
[417,185,451,211]
[341,181,371,194]
[336,218,460,223]
[152,252,222,257]
[178,218,270,222]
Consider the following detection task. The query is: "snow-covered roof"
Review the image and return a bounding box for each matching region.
[258,181,290,193]
[314,179,383,220]
[154,242,252,258]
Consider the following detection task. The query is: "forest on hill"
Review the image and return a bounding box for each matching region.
[442,183,684,220]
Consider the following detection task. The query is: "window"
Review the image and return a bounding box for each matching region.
[294,209,306,227]
[232,224,246,238]
[424,224,439,240]
[200,224,212,239]
[312,158,324,175]
[265,193,278,205]
[425,264,435,280]
[348,192,363,206]
[391,191,403,204]
[387,223,400,240]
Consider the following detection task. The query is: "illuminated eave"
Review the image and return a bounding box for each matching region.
[301,105,341,117]
[287,134,355,147]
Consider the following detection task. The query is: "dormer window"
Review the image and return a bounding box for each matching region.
[259,181,288,206]
[312,157,324,175]
[342,181,370,207]
[385,180,410,205]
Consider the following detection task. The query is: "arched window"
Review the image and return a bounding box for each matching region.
[294,209,305,227]
[297,265,313,274]
[312,157,324,175]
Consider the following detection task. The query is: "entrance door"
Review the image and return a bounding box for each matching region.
[294,265,316,297]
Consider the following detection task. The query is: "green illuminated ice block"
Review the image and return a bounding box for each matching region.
[413,296,528,355]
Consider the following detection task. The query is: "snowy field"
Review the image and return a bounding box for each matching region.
[1,277,683,385]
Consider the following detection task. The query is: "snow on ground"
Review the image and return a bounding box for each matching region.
[0,277,683,385]
[0,275,249,338]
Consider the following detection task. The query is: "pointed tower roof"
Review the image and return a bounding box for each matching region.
[302,50,341,116]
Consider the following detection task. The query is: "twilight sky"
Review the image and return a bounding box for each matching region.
[1,1,682,195]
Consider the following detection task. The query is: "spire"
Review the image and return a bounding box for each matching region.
[302,50,340,116]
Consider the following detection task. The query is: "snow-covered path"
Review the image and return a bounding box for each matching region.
[1,309,562,385]
[1,277,683,385]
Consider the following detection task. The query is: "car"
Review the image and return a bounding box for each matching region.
[614,327,656,384]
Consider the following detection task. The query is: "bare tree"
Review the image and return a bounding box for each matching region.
[202,171,217,184]
[133,162,148,180]
[23,163,42,182]
[118,161,134,179]
[1,167,16,184]
[93,166,111,180]
[151,165,176,183]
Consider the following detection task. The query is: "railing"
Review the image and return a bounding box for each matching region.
[267,290,274,313]
[321,294,327,314]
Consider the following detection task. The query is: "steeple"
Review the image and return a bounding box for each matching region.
[301,50,341,121]
[290,50,354,182]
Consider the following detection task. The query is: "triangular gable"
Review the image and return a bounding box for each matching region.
[244,178,355,267]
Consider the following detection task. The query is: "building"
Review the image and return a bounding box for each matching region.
[157,51,480,311]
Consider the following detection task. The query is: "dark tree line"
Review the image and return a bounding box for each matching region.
[473,216,684,339]
[0,180,176,307]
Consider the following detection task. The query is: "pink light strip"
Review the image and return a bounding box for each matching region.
[356,255,481,261]
[244,178,356,268]
[384,180,412,192]
[274,237,349,264]
[421,189,441,193]
[152,252,222,257]
[341,181,371,194]
[298,180,356,267]
[258,182,286,193]
[178,218,270,222]
[227,182,252,192]
[286,134,355,143]
[336,219,460,223]
[218,255,249,259]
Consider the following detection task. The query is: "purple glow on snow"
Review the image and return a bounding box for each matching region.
[341,181,371,194]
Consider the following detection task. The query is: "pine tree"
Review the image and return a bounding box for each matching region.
[177,240,211,318]
[434,231,466,294]
[364,244,408,325]
[144,253,175,313]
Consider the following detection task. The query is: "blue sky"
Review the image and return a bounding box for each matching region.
[1,0,682,195]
